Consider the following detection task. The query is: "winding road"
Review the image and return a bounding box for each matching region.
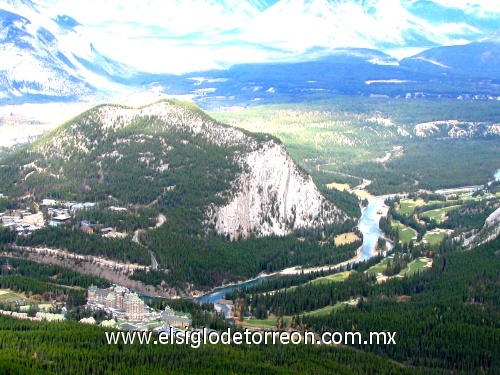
[132,214,165,271]
[133,231,159,271]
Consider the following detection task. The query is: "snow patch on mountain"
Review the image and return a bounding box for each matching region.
[414,57,450,68]
[0,0,135,101]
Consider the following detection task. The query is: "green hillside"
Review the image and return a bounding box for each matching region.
[212,98,500,195]
[0,100,247,205]
[0,100,356,290]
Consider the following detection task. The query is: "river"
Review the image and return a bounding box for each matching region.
[197,196,388,304]
[358,197,390,261]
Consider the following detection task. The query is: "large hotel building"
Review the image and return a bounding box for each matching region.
[87,285,146,321]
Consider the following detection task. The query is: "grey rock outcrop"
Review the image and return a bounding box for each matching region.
[210,141,345,239]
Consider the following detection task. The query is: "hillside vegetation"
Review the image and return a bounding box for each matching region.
[228,235,500,373]
[0,100,355,290]
[212,97,500,195]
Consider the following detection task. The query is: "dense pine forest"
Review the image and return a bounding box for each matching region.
[136,223,360,288]
[227,237,500,373]
[349,139,500,195]
[15,227,151,265]
[0,219,359,290]
[0,256,110,310]
[0,316,424,375]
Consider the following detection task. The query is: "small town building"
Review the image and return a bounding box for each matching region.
[52,214,71,223]
[41,199,57,206]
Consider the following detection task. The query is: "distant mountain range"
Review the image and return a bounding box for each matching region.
[0,0,498,104]
[236,0,498,52]
[162,39,500,109]
[0,0,135,102]
[400,32,500,77]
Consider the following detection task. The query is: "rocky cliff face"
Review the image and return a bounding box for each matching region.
[476,206,500,245]
[90,102,347,239]
[5,100,346,239]
[414,120,500,138]
[209,141,345,239]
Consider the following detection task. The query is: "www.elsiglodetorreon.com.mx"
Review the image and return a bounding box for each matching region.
[106,328,397,349]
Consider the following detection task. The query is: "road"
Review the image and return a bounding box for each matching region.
[149,250,158,270]
[132,229,158,271]
[156,214,167,228]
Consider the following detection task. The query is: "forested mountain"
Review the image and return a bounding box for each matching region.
[400,33,500,79]
[0,100,345,237]
[0,100,352,289]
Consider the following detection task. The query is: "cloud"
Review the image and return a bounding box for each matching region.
[33,0,498,73]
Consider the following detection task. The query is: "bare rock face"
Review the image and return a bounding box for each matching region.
[485,207,500,227]
[210,141,345,239]
[19,100,346,240]
[414,120,500,138]
[477,206,500,245]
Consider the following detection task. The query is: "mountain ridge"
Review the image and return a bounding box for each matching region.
[0,99,347,239]
[1,0,498,104]
[400,33,500,78]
